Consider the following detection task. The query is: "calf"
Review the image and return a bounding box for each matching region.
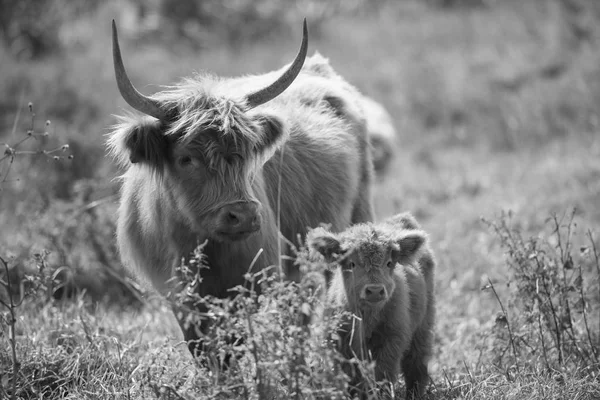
[308,212,436,398]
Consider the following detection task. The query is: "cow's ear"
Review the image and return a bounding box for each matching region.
[383,212,422,231]
[122,119,170,166]
[391,230,427,266]
[308,227,343,264]
[302,51,336,78]
[252,113,286,153]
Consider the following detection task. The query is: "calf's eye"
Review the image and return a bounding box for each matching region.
[178,155,193,167]
[387,261,394,268]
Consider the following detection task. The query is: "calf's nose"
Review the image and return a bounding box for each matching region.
[362,284,387,303]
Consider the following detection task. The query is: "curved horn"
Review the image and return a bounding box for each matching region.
[112,20,166,120]
[245,19,308,109]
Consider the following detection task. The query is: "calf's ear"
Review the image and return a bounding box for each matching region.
[307,227,342,263]
[391,230,428,266]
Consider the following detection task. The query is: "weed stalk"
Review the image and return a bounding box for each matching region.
[486,278,520,375]
[0,256,19,400]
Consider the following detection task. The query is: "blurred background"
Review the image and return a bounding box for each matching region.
[1,0,599,342]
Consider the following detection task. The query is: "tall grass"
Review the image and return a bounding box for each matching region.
[481,210,599,377]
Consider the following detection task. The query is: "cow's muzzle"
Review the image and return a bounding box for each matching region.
[215,202,261,241]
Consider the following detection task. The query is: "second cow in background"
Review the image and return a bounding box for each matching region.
[300,52,398,175]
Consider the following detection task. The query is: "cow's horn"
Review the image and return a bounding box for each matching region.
[245,19,308,109]
[112,20,167,120]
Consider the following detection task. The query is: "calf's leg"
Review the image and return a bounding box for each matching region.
[400,329,432,399]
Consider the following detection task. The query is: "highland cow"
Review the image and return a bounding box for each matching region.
[107,20,374,357]
[308,212,436,398]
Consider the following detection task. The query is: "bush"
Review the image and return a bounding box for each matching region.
[1,101,143,316]
[165,243,357,399]
[481,210,599,377]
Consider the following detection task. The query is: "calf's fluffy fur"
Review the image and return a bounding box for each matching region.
[308,212,436,398]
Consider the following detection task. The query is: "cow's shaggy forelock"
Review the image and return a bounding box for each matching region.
[159,81,263,157]
[109,75,288,175]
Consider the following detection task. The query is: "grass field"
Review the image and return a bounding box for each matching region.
[1,0,600,398]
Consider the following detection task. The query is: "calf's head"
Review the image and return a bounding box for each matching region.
[108,20,307,242]
[308,217,427,310]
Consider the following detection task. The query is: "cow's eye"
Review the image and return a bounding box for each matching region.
[344,261,355,270]
[178,155,193,167]
[387,261,394,269]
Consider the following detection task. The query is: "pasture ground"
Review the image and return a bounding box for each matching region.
[1,1,599,398]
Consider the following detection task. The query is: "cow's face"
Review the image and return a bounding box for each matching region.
[113,102,285,242]
[109,19,306,242]
[308,224,426,310]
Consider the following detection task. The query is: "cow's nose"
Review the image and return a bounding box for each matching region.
[217,202,261,237]
[362,284,387,303]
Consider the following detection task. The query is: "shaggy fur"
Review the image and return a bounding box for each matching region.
[107,52,375,355]
[360,95,397,175]
[308,212,436,398]
[300,52,397,175]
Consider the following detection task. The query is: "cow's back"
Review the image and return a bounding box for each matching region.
[261,89,371,247]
